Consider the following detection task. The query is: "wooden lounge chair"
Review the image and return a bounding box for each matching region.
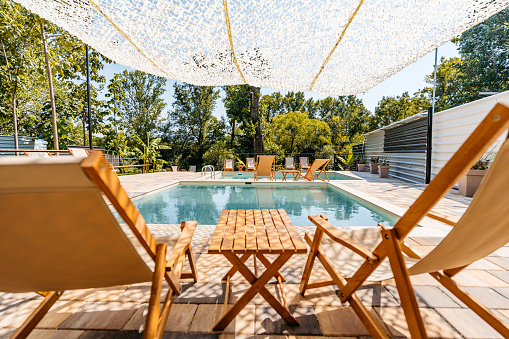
[0,151,199,339]
[68,147,89,157]
[299,157,310,170]
[223,159,234,171]
[246,157,256,171]
[299,159,330,181]
[299,103,509,339]
[285,157,295,170]
[254,155,276,181]
[23,151,52,157]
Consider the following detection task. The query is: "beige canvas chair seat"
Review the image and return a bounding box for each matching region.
[299,157,309,170]
[285,157,295,170]
[300,104,509,339]
[68,147,89,157]
[223,159,234,171]
[254,155,275,181]
[299,159,330,181]
[0,152,199,339]
[246,157,256,171]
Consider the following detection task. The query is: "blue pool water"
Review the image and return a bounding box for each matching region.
[220,171,356,180]
[132,184,397,227]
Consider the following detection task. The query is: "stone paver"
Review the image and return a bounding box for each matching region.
[4,171,509,338]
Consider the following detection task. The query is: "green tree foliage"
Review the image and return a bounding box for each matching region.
[266,111,331,155]
[455,8,509,101]
[107,70,166,144]
[222,85,252,151]
[168,83,222,165]
[421,8,509,111]
[370,92,430,130]
[259,91,317,121]
[422,57,463,112]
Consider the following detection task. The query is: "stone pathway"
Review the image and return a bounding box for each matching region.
[2,171,508,339]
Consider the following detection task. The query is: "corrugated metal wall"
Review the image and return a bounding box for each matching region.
[431,91,509,180]
[384,117,427,183]
[363,130,384,171]
[358,90,509,184]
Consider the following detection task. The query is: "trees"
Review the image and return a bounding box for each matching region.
[107,70,166,144]
[370,92,430,130]
[422,57,463,112]
[454,8,509,102]
[222,85,251,150]
[168,83,221,164]
[0,0,38,148]
[250,86,265,154]
[267,111,331,155]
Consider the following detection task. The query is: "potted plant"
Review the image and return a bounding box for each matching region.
[357,155,366,172]
[370,156,379,174]
[458,150,493,197]
[378,156,390,178]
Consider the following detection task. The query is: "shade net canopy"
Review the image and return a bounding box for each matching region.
[17,0,509,95]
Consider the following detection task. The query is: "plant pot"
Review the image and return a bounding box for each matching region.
[357,164,366,172]
[370,163,378,174]
[458,169,486,197]
[378,165,390,178]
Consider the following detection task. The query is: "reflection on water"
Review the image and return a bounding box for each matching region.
[133,184,397,227]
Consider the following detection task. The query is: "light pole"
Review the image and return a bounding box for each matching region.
[86,45,93,150]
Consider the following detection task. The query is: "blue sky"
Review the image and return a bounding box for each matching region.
[99,41,460,119]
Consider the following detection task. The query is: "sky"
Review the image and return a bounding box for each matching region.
[98,41,460,119]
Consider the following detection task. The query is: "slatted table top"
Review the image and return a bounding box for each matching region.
[208,209,307,254]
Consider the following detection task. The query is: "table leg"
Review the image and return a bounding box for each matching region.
[213,252,298,331]
[222,253,286,282]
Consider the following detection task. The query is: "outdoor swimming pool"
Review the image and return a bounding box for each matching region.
[219,171,356,180]
[132,183,397,227]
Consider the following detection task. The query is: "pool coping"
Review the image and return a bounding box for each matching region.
[127,178,452,237]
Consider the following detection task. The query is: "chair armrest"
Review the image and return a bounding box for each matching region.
[166,221,197,269]
[308,215,378,262]
[426,212,457,226]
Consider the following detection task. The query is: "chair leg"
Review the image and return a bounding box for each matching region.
[186,246,198,282]
[382,229,428,339]
[431,271,509,338]
[10,291,62,339]
[299,229,323,295]
[144,243,167,339]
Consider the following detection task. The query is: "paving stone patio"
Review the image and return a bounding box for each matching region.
[2,171,509,339]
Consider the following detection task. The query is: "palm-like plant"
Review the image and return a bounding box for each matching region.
[132,132,169,171]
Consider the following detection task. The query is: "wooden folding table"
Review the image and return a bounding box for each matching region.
[208,209,307,331]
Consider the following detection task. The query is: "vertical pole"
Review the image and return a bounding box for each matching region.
[425,48,438,184]
[86,45,93,150]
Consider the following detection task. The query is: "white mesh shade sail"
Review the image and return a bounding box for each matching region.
[18,0,509,95]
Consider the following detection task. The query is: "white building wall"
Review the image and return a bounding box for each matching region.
[431,91,509,179]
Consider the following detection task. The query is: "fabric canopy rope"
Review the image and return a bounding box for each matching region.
[17,0,509,95]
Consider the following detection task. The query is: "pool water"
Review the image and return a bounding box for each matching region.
[220,171,356,180]
[132,184,397,227]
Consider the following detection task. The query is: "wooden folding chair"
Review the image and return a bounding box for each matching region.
[299,156,310,170]
[299,159,330,181]
[0,151,199,339]
[223,159,234,171]
[246,157,256,171]
[254,155,276,181]
[285,157,295,170]
[300,104,509,339]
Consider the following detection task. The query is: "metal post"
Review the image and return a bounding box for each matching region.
[86,45,93,150]
[425,48,438,184]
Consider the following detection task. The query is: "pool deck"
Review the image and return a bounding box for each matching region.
[2,171,509,339]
